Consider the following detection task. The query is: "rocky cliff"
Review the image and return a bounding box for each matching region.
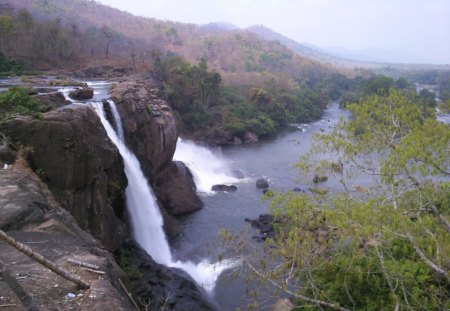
[1,105,128,251]
[0,163,134,310]
[0,78,214,310]
[110,80,203,225]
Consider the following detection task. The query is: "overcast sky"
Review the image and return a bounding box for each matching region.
[98,0,450,64]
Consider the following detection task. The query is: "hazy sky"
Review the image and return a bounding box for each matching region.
[98,0,450,64]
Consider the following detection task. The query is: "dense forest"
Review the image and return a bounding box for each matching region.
[1,0,449,143]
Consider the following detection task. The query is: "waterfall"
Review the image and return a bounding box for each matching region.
[173,139,240,193]
[91,101,234,293]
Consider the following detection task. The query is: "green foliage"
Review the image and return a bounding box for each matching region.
[0,87,43,120]
[0,52,24,75]
[225,90,450,310]
[418,89,437,107]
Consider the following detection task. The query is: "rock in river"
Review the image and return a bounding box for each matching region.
[211,184,238,192]
[256,178,269,189]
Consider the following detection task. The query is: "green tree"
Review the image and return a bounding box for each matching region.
[224,90,449,310]
[0,15,15,55]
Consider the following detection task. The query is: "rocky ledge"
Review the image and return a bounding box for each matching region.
[0,164,134,310]
[1,104,128,251]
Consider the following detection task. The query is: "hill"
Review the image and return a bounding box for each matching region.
[0,0,383,145]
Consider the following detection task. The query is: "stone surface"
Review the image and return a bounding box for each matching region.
[115,240,215,311]
[243,131,259,144]
[1,105,127,250]
[110,80,203,219]
[0,165,134,311]
[256,178,269,189]
[68,87,94,100]
[33,91,71,109]
[154,162,203,216]
[211,184,238,192]
[174,161,197,191]
[0,134,16,166]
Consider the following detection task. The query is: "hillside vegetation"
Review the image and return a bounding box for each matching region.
[1,0,448,143]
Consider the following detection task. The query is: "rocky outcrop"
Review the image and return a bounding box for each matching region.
[245,214,276,241]
[115,240,215,311]
[154,162,203,216]
[0,133,16,166]
[110,80,203,220]
[69,87,94,100]
[256,178,269,189]
[0,165,134,311]
[211,184,238,192]
[1,105,127,251]
[243,131,259,144]
[33,91,71,109]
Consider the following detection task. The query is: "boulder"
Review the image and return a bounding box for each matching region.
[232,136,243,145]
[211,184,238,192]
[1,105,128,250]
[116,240,215,311]
[33,91,71,109]
[154,162,203,216]
[243,131,259,144]
[68,87,94,100]
[256,178,269,189]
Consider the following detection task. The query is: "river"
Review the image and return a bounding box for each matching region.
[172,103,351,310]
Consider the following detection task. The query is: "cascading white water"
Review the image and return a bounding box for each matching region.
[91,101,234,293]
[173,139,240,193]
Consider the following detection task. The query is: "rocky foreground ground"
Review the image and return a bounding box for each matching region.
[0,159,134,310]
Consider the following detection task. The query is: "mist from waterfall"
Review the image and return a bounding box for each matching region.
[173,139,240,194]
[91,101,234,293]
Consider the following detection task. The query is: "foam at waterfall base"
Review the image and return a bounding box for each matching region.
[174,139,242,194]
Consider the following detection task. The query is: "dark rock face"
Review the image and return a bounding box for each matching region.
[211,184,238,192]
[115,240,215,311]
[110,81,203,219]
[33,91,71,109]
[1,105,127,250]
[69,87,94,100]
[174,161,196,191]
[245,214,276,241]
[0,134,16,166]
[256,178,269,189]
[155,162,203,216]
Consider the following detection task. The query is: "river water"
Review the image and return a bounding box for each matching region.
[172,103,352,309]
